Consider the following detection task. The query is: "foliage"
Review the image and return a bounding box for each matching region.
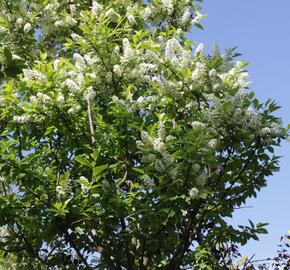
[0,0,288,269]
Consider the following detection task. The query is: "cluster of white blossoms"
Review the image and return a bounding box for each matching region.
[219,65,249,89]
[191,62,207,81]
[121,38,133,63]
[165,38,184,63]
[141,174,155,187]
[91,1,102,16]
[13,115,29,123]
[161,0,174,15]
[23,69,46,82]
[56,185,65,197]
[79,176,90,194]
[189,187,199,199]
[55,16,77,28]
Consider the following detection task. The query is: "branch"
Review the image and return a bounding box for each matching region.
[87,98,96,145]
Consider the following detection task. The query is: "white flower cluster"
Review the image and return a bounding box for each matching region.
[191,121,205,129]
[13,115,28,123]
[121,38,133,63]
[64,78,79,93]
[219,66,249,89]
[84,86,96,101]
[91,1,102,16]
[189,187,199,199]
[56,185,65,197]
[181,8,191,26]
[142,6,153,19]
[155,159,165,172]
[23,69,46,82]
[0,225,9,238]
[161,0,174,15]
[141,174,154,187]
[0,25,6,34]
[191,62,207,81]
[79,176,90,194]
[23,23,32,33]
[165,38,183,63]
[55,15,77,28]
[73,53,86,70]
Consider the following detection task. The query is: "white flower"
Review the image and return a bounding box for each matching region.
[23,23,32,33]
[23,69,46,81]
[121,38,133,63]
[13,115,28,123]
[112,96,119,103]
[161,0,174,15]
[155,159,165,172]
[165,38,183,63]
[141,131,152,145]
[0,26,7,34]
[37,92,51,104]
[76,73,84,85]
[181,8,191,26]
[84,87,96,101]
[16,18,24,27]
[157,121,165,139]
[91,1,102,15]
[55,20,65,27]
[70,4,76,14]
[153,138,166,152]
[113,45,120,54]
[105,8,119,21]
[136,96,146,105]
[84,54,97,65]
[64,79,79,93]
[209,69,217,77]
[142,7,153,19]
[73,53,86,69]
[208,139,217,149]
[148,154,156,162]
[138,63,157,79]
[127,15,136,25]
[192,11,204,24]
[189,187,199,199]
[191,62,207,80]
[162,152,174,166]
[71,33,81,41]
[56,185,65,197]
[68,104,81,114]
[80,176,90,194]
[191,121,205,129]
[142,174,154,187]
[53,59,61,70]
[195,43,204,55]
[0,225,9,238]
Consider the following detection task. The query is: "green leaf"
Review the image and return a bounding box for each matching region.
[93,164,108,177]
[132,167,145,174]
[75,155,92,168]
[91,148,100,161]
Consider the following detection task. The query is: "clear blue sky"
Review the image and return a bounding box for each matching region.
[189,0,290,260]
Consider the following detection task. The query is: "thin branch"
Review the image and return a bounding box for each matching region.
[87,98,96,145]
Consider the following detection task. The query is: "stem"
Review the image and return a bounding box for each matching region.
[87,98,96,145]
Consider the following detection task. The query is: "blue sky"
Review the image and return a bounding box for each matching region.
[189,0,290,260]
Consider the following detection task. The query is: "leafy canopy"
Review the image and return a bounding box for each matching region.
[0,0,287,269]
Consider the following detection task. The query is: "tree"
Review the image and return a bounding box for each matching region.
[0,0,287,269]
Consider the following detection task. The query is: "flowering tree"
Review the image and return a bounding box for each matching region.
[0,0,287,269]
